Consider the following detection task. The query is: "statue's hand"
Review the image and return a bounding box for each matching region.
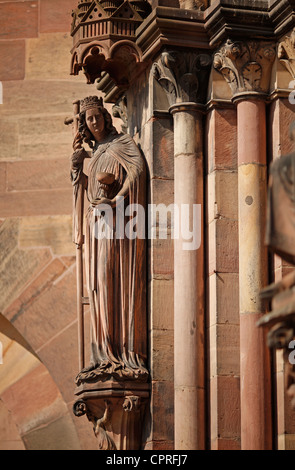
[91,197,115,209]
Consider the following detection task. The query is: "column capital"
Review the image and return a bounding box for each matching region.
[213,39,276,100]
[152,50,212,110]
[278,27,295,80]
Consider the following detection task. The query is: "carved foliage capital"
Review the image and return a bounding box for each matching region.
[213,39,276,96]
[152,50,212,107]
[278,27,295,80]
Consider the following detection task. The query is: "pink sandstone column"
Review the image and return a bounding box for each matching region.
[170,103,205,450]
[236,97,273,450]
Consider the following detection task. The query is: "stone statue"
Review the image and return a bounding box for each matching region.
[70,95,148,386]
[265,122,295,264]
[258,122,295,408]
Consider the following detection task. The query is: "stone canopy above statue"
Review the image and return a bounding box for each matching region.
[70,0,151,86]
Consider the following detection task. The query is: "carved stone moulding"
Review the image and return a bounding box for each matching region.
[213,39,276,98]
[206,0,295,47]
[70,0,151,86]
[205,0,273,46]
[278,27,295,79]
[71,0,151,42]
[73,380,150,450]
[71,39,147,88]
[269,0,295,38]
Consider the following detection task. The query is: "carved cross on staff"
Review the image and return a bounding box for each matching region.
[65,100,88,372]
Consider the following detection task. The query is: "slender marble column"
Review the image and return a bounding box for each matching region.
[214,40,276,450]
[235,96,272,450]
[153,51,211,449]
[171,103,205,450]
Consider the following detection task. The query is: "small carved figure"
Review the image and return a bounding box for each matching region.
[70,96,148,385]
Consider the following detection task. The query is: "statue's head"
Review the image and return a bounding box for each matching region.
[79,96,117,148]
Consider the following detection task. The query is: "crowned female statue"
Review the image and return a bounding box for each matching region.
[70,96,148,385]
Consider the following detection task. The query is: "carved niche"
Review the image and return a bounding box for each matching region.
[278,27,295,80]
[213,39,276,96]
[152,50,212,107]
[70,0,151,88]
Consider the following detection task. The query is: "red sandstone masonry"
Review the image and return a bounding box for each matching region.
[37,321,79,404]
[6,159,72,192]
[5,262,76,351]
[1,363,64,430]
[4,258,67,323]
[40,0,79,33]
[0,40,25,81]
[206,109,237,173]
[0,163,6,192]
[0,189,72,217]
[0,2,38,40]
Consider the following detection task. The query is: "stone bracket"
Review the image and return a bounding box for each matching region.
[71,39,147,87]
[73,380,150,450]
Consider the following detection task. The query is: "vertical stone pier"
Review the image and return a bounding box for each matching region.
[236,96,272,449]
[171,103,205,450]
[214,40,276,449]
[153,51,211,449]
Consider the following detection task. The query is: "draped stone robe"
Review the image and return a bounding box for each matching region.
[71,132,148,383]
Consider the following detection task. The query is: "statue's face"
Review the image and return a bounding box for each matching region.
[86,107,105,141]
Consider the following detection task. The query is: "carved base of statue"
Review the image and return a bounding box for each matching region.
[75,360,149,386]
[73,380,150,450]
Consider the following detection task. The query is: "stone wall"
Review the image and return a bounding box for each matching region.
[0,0,97,450]
[1,0,295,451]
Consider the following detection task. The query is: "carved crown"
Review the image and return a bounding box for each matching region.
[80,95,104,112]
